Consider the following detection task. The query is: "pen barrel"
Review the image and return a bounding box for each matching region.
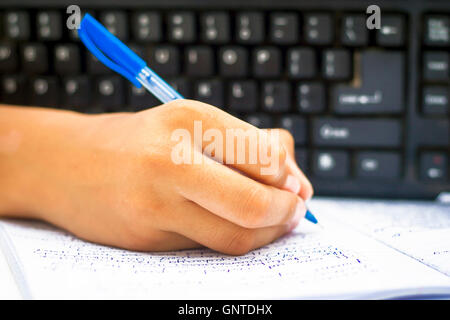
[81,14,146,76]
[138,67,184,104]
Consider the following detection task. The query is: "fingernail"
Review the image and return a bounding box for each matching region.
[283,174,301,194]
[288,200,306,232]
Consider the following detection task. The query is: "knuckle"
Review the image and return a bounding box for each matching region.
[164,99,202,126]
[166,99,206,118]
[237,186,272,228]
[165,98,193,110]
[222,229,254,255]
[279,128,295,148]
[164,99,218,133]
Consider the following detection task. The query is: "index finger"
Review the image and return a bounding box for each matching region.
[167,99,297,193]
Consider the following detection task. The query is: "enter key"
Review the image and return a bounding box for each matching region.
[332,50,404,114]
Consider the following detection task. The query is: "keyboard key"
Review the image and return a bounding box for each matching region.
[236,12,264,44]
[168,78,190,98]
[322,49,351,80]
[168,12,195,43]
[262,81,291,113]
[128,43,144,57]
[295,148,308,172]
[228,80,258,113]
[21,43,48,74]
[424,15,449,47]
[201,12,230,44]
[377,15,405,46]
[300,85,326,116]
[194,80,224,107]
[88,53,114,75]
[0,42,17,72]
[356,152,401,179]
[95,76,124,111]
[245,114,273,128]
[287,48,317,79]
[420,152,448,181]
[416,119,449,147]
[185,46,214,77]
[423,52,449,81]
[147,45,180,76]
[278,115,307,145]
[253,47,281,78]
[37,11,62,41]
[1,75,26,105]
[127,83,160,111]
[312,150,349,178]
[54,44,81,74]
[332,51,404,114]
[4,11,30,40]
[304,13,333,45]
[68,10,93,41]
[297,82,326,114]
[269,13,298,44]
[131,12,161,42]
[87,53,112,74]
[341,14,368,46]
[30,76,59,107]
[100,11,128,40]
[62,76,90,110]
[219,46,248,77]
[422,86,449,115]
[312,118,402,147]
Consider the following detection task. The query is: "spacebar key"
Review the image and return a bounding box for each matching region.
[312,118,402,147]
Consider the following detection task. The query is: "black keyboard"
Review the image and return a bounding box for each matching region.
[0,0,449,199]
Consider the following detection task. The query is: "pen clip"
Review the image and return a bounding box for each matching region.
[78,13,146,88]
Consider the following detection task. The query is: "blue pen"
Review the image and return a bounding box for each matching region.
[78,14,183,103]
[78,13,319,225]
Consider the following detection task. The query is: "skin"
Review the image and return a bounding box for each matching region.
[0,100,313,255]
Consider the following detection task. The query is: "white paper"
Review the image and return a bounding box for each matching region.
[1,198,450,299]
[0,244,21,299]
[308,198,450,276]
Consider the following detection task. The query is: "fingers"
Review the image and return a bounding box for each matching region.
[264,128,314,200]
[287,156,314,200]
[177,154,306,229]
[167,100,294,192]
[164,199,295,255]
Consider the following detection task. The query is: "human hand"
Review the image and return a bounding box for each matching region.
[0,100,313,255]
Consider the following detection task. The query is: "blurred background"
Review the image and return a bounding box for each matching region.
[0,0,448,199]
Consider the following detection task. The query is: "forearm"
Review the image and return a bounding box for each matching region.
[0,105,92,219]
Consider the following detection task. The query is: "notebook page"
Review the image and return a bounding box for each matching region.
[1,208,449,299]
[0,242,21,299]
[308,198,450,276]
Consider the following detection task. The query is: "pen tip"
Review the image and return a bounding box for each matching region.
[305,209,318,224]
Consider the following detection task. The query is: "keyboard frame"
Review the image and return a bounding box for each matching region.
[1,0,449,200]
